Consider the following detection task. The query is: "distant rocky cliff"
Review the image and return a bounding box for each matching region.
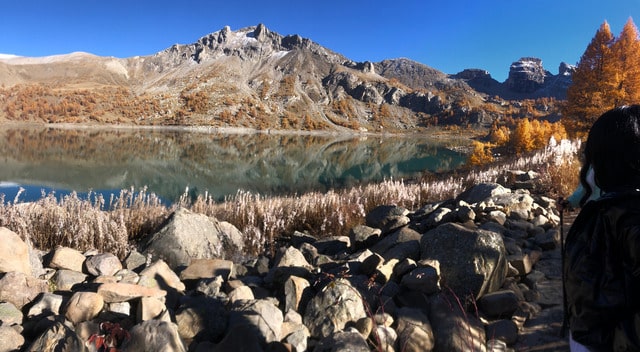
[452,57,574,100]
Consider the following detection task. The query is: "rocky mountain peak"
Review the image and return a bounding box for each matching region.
[559,62,576,76]
[505,57,548,94]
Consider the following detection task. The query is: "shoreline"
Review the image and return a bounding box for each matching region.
[0,120,483,141]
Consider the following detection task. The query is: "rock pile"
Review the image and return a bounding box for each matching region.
[0,174,564,351]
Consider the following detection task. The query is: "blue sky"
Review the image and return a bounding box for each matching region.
[1,0,639,82]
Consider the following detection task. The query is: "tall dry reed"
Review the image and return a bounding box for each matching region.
[0,187,168,259]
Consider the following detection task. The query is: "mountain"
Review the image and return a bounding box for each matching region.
[0,24,568,131]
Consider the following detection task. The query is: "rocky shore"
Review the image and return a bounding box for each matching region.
[0,170,569,351]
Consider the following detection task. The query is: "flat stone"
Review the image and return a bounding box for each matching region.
[179,258,234,281]
[97,282,166,303]
[139,259,185,292]
[48,246,86,273]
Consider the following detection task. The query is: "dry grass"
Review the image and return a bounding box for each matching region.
[0,187,168,259]
[0,139,582,258]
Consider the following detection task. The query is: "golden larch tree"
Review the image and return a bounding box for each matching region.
[564,21,617,132]
[611,18,640,105]
[510,118,535,154]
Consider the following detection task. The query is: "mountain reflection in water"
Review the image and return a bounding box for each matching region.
[0,126,469,203]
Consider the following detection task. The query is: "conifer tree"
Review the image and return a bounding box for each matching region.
[611,18,640,105]
[564,21,616,132]
[511,118,535,154]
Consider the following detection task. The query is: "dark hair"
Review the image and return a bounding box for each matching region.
[580,105,640,202]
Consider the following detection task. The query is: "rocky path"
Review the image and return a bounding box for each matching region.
[513,211,576,351]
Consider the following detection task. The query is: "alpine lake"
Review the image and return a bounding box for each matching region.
[0,125,471,204]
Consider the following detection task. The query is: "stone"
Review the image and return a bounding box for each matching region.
[421,222,508,299]
[313,236,350,256]
[228,298,283,344]
[0,325,25,352]
[486,319,519,345]
[395,307,435,352]
[48,246,86,273]
[114,269,140,284]
[228,285,254,303]
[303,278,367,338]
[376,258,399,284]
[0,271,49,309]
[273,246,312,268]
[0,227,32,276]
[349,225,382,250]
[85,253,122,277]
[138,296,167,321]
[429,293,487,352]
[370,226,421,261]
[534,228,561,250]
[494,192,535,220]
[456,183,510,205]
[124,250,147,272]
[423,207,455,228]
[314,330,370,352]
[478,290,520,318]
[51,269,87,291]
[27,293,64,318]
[393,258,417,278]
[456,204,476,222]
[359,252,384,276]
[400,265,440,294]
[121,320,187,352]
[176,295,228,342]
[508,250,541,276]
[265,246,313,284]
[179,258,234,281]
[24,322,85,352]
[375,325,398,352]
[195,275,225,297]
[284,275,311,313]
[355,316,373,338]
[141,208,242,269]
[290,231,317,248]
[107,301,131,316]
[97,282,166,303]
[65,291,104,324]
[213,324,263,352]
[0,301,23,326]
[487,210,507,225]
[217,220,245,258]
[138,259,186,292]
[282,322,310,352]
[365,205,410,233]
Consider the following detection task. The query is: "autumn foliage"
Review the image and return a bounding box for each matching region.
[564,18,640,134]
[469,118,568,165]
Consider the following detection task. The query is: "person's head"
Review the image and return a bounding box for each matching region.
[580,105,640,203]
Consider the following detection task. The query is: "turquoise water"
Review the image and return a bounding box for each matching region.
[0,126,469,203]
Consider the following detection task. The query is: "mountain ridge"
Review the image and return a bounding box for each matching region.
[0,24,568,131]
